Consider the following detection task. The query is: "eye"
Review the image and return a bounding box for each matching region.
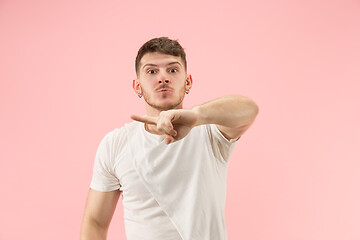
[147,69,156,74]
[169,68,178,73]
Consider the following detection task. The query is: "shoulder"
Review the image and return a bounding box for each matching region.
[102,121,144,152]
[97,123,132,152]
[99,127,124,146]
[103,121,140,142]
[102,122,135,145]
[95,123,139,167]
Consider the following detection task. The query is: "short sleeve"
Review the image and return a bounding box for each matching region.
[90,130,121,192]
[205,124,240,163]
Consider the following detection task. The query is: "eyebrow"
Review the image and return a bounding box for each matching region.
[142,61,182,69]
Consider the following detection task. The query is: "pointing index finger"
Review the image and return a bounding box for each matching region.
[130,114,158,125]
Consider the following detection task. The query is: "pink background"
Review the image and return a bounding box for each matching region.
[1,0,359,239]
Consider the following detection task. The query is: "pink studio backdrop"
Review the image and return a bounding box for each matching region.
[1,0,359,239]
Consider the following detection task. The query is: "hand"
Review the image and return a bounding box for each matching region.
[130,109,199,144]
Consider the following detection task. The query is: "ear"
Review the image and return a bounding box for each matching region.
[133,79,142,94]
[185,74,193,91]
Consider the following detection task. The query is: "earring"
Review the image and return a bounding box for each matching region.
[185,89,190,94]
[138,94,142,98]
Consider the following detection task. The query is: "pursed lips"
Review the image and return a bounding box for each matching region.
[157,88,172,92]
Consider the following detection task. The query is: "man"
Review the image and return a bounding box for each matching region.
[81,37,259,240]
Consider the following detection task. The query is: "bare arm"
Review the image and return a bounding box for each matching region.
[131,95,259,144]
[80,189,121,240]
[193,95,259,141]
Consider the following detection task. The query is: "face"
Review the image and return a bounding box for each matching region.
[133,52,192,113]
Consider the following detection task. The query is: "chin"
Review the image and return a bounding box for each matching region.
[153,99,183,111]
[158,102,181,111]
[145,94,185,111]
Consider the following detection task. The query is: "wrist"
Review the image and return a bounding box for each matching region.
[191,105,206,126]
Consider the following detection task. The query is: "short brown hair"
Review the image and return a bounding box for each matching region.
[135,37,187,75]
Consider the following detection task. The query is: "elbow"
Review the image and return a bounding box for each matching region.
[244,97,259,119]
[253,101,259,117]
[236,95,259,114]
[243,98,259,127]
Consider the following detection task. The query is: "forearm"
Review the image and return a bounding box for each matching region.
[192,95,259,128]
[80,219,108,240]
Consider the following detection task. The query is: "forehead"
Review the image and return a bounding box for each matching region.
[140,52,184,68]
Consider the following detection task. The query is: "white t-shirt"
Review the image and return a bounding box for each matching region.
[90,121,239,240]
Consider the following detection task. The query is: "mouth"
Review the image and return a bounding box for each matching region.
[157,88,172,93]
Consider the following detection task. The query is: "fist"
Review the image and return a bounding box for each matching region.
[131,109,199,144]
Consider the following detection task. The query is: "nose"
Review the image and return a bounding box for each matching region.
[159,79,170,84]
[158,71,170,84]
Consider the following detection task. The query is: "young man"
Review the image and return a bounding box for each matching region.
[81,37,259,240]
